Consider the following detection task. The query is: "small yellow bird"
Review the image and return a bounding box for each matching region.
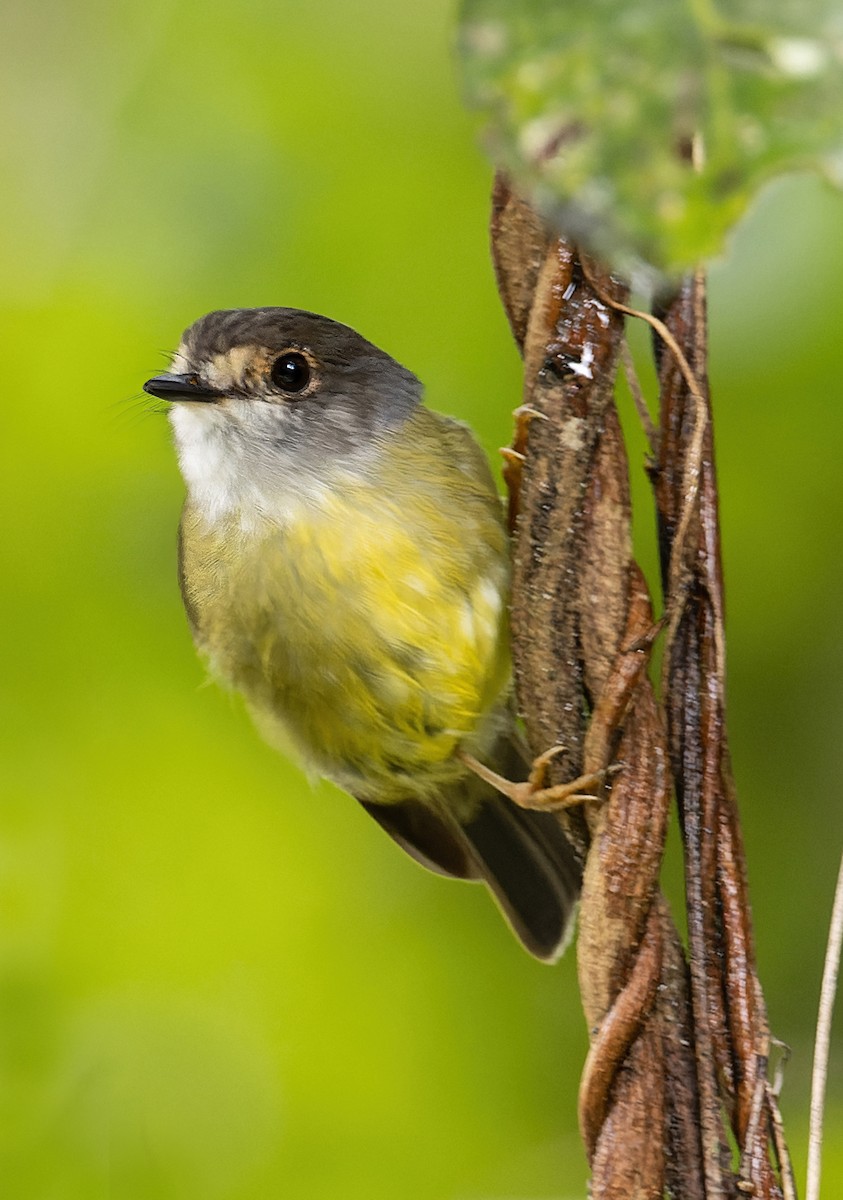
[145,308,580,959]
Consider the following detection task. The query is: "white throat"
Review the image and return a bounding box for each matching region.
[169,404,323,529]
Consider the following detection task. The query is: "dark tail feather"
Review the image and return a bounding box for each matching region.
[358,721,582,961]
[361,787,581,963]
[359,794,482,880]
[460,795,581,962]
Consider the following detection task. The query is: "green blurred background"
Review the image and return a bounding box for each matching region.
[3,0,843,1195]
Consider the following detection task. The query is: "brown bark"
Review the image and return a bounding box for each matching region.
[650,276,794,1198]
[491,176,793,1198]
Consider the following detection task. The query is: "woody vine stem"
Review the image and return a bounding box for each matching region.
[492,174,796,1199]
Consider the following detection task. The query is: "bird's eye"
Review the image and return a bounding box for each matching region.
[270,352,311,394]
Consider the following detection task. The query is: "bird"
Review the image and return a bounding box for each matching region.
[144,307,581,960]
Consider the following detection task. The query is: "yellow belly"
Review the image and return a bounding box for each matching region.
[179,416,511,804]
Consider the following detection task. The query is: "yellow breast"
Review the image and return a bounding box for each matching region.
[178,408,511,804]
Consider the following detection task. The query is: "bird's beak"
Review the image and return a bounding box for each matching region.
[143,372,220,402]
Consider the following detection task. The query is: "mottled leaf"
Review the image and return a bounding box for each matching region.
[458,0,843,274]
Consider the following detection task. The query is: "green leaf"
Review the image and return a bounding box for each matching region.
[458,0,843,275]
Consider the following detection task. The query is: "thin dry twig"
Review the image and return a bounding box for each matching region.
[620,339,658,456]
[807,848,843,1200]
[578,267,718,681]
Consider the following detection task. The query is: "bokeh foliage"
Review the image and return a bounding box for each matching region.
[459,0,843,274]
[2,0,843,1196]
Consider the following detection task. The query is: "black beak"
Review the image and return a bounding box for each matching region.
[143,372,220,402]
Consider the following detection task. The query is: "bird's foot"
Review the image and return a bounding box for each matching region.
[458,745,619,812]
